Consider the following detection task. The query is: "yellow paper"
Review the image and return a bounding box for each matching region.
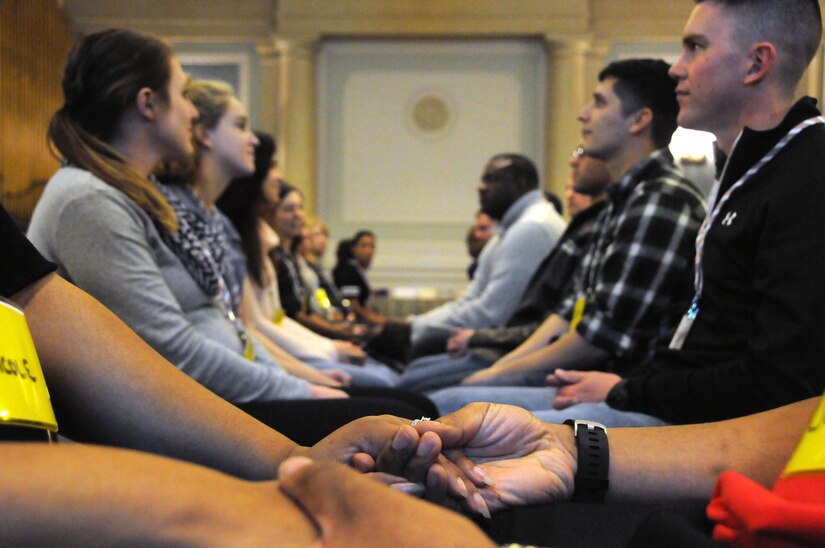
[569,296,586,332]
[0,299,58,432]
[273,309,286,326]
[783,393,825,476]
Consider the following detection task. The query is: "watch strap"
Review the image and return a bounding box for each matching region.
[564,419,609,503]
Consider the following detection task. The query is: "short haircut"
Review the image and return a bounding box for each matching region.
[598,59,678,149]
[351,230,375,247]
[482,153,539,191]
[696,0,822,94]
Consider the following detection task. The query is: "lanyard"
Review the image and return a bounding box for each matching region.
[689,115,825,317]
[200,242,250,353]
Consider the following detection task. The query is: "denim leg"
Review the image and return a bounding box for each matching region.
[430,386,557,415]
[308,358,400,387]
[463,368,550,387]
[532,403,669,427]
[399,353,492,392]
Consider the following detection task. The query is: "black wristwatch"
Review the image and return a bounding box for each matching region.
[563,419,609,503]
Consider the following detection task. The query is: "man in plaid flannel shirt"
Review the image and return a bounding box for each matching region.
[430,59,706,424]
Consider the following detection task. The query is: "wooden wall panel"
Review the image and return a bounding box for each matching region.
[1,0,73,226]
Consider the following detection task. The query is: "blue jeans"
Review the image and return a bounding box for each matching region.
[399,353,492,392]
[309,358,400,387]
[430,385,667,427]
[430,385,556,414]
[533,403,668,427]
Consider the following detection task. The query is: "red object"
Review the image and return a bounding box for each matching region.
[708,470,825,547]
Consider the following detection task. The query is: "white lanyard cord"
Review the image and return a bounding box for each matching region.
[691,116,825,312]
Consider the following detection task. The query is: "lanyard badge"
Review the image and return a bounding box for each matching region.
[0,299,58,433]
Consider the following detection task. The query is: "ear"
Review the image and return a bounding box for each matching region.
[193,125,212,150]
[135,87,157,121]
[744,42,776,86]
[628,107,653,136]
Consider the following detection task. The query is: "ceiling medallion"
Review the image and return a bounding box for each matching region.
[406,90,455,139]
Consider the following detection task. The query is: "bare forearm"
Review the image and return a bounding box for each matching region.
[495,331,607,376]
[573,398,818,503]
[13,274,299,479]
[0,444,315,546]
[503,314,569,362]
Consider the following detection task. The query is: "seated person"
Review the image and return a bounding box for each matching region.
[565,150,601,217]
[297,220,350,321]
[156,81,360,397]
[369,153,567,362]
[333,230,387,325]
[268,181,368,343]
[544,190,564,215]
[399,148,611,393]
[217,131,399,387]
[465,210,494,280]
[26,30,432,444]
[306,216,330,263]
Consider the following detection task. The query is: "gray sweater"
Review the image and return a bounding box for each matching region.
[28,167,311,403]
[410,190,567,343]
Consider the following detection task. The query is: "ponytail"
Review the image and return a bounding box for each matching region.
[49,107,178,232]
[51,29,179,232]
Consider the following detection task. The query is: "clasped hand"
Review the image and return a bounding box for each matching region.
[345,404,578,514]
[289,403,579,546]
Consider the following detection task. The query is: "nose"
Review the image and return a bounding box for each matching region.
[669,55,686,80]
[250,132,260,146]
[187,99,198,120]
[577,104,590,123]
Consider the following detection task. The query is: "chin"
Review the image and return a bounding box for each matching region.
[677,111,702,132]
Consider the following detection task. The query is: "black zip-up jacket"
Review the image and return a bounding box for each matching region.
[618,97,825,423]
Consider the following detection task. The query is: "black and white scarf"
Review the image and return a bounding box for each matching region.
[154,183,242,315]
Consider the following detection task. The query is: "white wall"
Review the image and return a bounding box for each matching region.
[317,39,547,293]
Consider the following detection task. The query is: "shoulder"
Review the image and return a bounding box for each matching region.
[631,166,706,216]
[37,167,145,217]
[766,126,825,184]
[750,129,825,221]
[30,167,155,248]
[333,260,357,277]
[511,200,566,236]
[216,208,240,242]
